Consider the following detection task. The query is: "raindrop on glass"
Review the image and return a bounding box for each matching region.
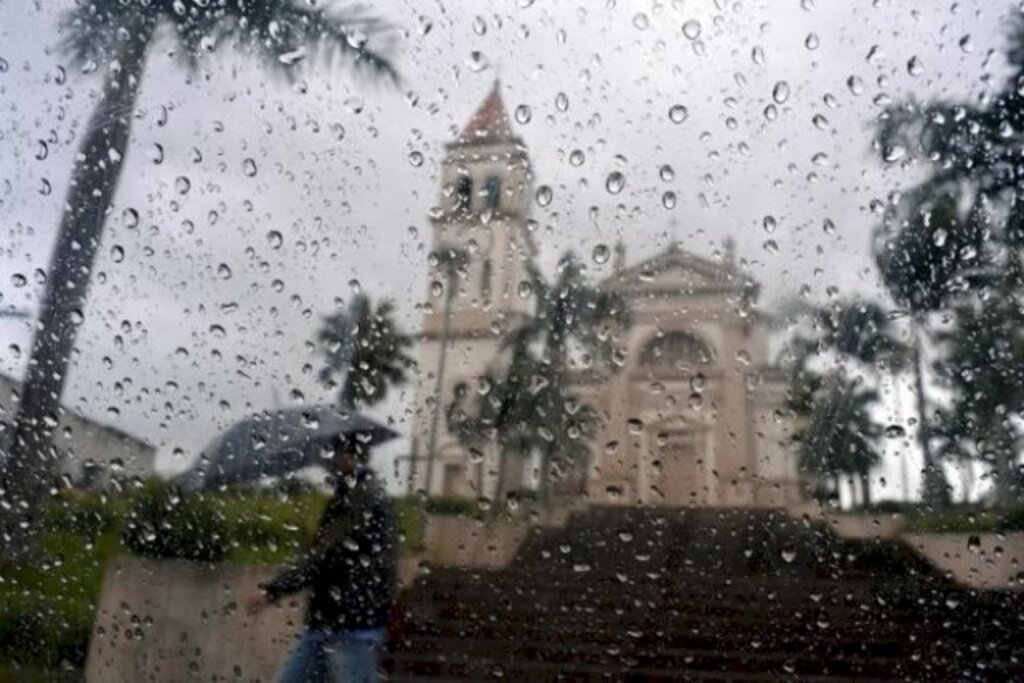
[668,105,689,124]
[772,81,790,104]
[535,185,553,207]
[605,171,625,194]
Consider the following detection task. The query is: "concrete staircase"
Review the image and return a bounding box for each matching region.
[384,507,1023,681]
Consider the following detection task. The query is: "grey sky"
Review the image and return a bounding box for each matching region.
[0,0,1014,493]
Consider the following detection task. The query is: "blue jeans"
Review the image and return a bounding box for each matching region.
[276,628,385,683]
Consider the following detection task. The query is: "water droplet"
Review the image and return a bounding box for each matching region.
[430,280,443,298]
[555,92,569,112]
[517,280,533,298]
[681,20,702,40]
[822,218,836,235]
[11,273,27,288]
[535,185,553,207]
[175,176,191,195]
[846,75,864,96]
[772,81,790,104]
[632,13,649,30]
[662,191,677,209]
[267,230,283,249]
[762,239,779,255]
[668,105,689,124]
[762,215,777,234]
[110,245,125,263]
[805,33,819,50]
[933,228,948,247]
[408,151,424,167]
[569,149,585,166]
[884,424,906,439]
[605,171,625,194]
[149,143,164,164]
[123,207,139,229]
[216,263,232,280]
[751,46,766,65]
[907,56,923,77]
[592,244,610,264]
[883,144,906,162]
[659,164,675,182]
[959,34,974,53]
[35,140,48,160]
[242,158,257,177]
[514,104,532,124]
[781,549,797,564]
[812,113,829,130]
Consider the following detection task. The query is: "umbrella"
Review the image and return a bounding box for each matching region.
[176,406,398,491]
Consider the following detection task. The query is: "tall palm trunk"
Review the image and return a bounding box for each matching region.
[859,470,872,508]
[423,280,455,494]
[2,23,153,551]
[911,319,948,508]
[490,443,510,516]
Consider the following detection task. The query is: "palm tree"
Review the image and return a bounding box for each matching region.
[874,195,983,507]
[784,298,906,505]
[934,294,1024,507]
[446,337,540,509]
[2,2,396,549]
[797,372,884,508]
[520,252,630,497]
[318,294,413,411]
[446,252,630,505]
[423,244,469,493]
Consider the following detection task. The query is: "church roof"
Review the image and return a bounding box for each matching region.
[457,81,515,144]
[602,241,757,297]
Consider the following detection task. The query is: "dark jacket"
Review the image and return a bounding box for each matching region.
[262,469,397,632]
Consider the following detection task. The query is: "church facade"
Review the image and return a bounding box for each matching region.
[410,84,802,507]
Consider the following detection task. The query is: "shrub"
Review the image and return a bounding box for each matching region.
[121,481,229,562]
[424,495,482,518]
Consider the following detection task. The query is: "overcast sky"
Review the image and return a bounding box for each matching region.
[0,0,1015,495]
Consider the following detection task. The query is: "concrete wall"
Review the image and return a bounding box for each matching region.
[904,532,1024,590]
[86,555,300,683]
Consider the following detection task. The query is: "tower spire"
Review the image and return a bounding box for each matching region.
[458,80,514,144]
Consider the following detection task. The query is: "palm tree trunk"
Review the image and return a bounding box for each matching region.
[491,444,509,516]
[424,283,455,494]
[2,23,154,552]
[860,470,872,508]
[911,320,947,508]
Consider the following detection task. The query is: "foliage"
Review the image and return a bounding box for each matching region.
[448,251,630,503]
[422,495,485,519]
[795,372,884,507]
[62,0,397,81]
[874,18,1024,509]
[0,483,422,677]
[121,481,230,562]
[318,294,415,411]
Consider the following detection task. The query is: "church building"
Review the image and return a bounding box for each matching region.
[410,83,802,507]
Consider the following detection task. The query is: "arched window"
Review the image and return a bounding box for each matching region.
[483,175,501,209]
[455,176,472,211]
[639,331,715,369]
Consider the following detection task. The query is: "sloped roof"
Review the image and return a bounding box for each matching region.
[457,80,515,144]
[602,241,757,297]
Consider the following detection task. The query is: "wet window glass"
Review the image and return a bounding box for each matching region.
[1,1,1022,680]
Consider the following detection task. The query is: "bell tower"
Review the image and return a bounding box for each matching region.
[411,82,536,496]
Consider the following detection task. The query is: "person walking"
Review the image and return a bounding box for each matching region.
[247,435,398,682]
